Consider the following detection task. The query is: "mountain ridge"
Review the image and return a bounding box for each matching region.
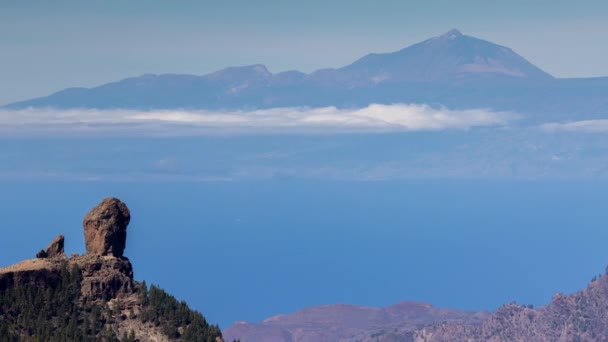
[224,264,608,342]
[223,300,487,342]
[5,29,607,122]
[336,28,553,84]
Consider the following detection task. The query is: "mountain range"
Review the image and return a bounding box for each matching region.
[6,29,607,122]
[223,301,487,342]
[224,266,608,342]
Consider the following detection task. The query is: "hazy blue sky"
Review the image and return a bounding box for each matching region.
[1,0,607,104]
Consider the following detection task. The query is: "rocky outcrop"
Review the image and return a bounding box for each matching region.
[2,244,135,302]
[45,235,65,257]
[83,197,131,257]
[0,258,63,291]
[36,235,65,259]
[2,198,135,301]
[72,254,135,301]
[0,197,224,342]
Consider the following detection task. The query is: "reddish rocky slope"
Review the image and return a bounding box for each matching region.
[224,301,487,342]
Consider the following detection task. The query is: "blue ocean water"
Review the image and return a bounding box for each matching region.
[1,180,608,328]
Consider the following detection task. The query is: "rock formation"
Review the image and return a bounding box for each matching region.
[74,253,135,301]
[83,197,131,257]
[36,234,65,259]
[0,197,223,341]
[4,199,135,302]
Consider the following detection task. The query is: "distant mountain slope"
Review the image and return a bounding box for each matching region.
[5,29,607,122]
[226,264,608,342]
[367,268,608,342]
[325,29,553,85]
[223,302,487,342]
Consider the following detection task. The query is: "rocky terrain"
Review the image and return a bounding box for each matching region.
[401,270,608,342]
[226,267,608,342]
[223,302,487,342]
[0,197,223,342]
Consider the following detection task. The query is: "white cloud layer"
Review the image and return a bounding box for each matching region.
[0,104,515,135]
[541,120,608,133]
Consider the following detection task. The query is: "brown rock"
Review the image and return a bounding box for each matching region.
[71,254,135,301]
[45,235,65,257]
[83,197,131,257]
[35,235,65,259]
[0,262,63,291]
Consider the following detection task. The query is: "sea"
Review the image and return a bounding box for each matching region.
[2,179,608,328]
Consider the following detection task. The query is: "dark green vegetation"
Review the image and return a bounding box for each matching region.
[138,281,222,341]
[0,263,223,342]
[0,263,108,342]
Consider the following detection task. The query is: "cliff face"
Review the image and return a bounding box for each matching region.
[0,256,135,303]
[0,197,223,342]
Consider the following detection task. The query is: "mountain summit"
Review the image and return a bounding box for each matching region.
[438,28,464,40]
[337,28,553,83]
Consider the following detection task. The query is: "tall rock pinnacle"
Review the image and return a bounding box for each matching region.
[83,197,131,257]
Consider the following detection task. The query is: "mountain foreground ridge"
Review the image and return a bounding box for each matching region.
[0,197,225,342]
[223,301,487,342]
[225,265,608,342]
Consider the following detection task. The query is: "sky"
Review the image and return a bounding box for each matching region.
[1,0,607,105]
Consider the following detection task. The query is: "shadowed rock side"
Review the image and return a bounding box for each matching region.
[223,302,487,342]
[0,197,223,342]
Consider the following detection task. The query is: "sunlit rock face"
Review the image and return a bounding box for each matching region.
[83,197,131,257]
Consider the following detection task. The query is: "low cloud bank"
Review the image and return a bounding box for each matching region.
[541,120,608,133]
[0,104,515,135]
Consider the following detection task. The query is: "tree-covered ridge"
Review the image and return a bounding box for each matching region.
[0,262,224,342]
[0,262,117,342]
[138,281,222,342]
